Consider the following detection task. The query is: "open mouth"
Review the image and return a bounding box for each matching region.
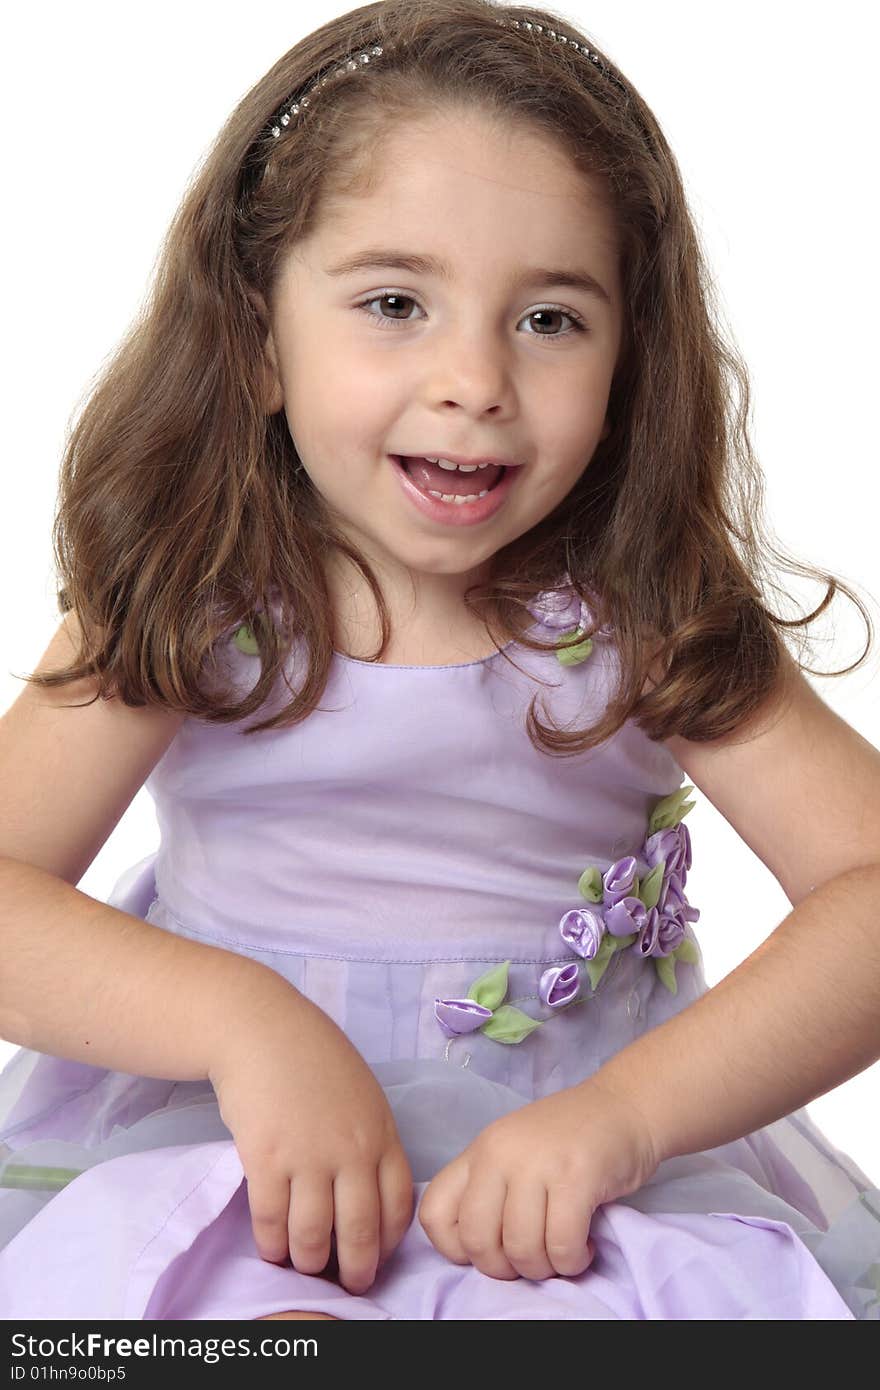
[394,455,507,503]
[389,454,519,527]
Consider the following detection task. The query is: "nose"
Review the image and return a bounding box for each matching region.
[425,318,516,418]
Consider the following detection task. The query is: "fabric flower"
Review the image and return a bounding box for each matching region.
[659,871,701,926]
[604,893,650,938]
[527,575,613,637]
[526,577,612,667]
[434,998,494,1038]
[631,906,662,958]
[649,871,700,958]
[526,586,584,631]
[434,962,544,1045]
[602,855,639,906]
[559,906,605,959]
[643,822,692,885]
[539,961,581,1008]
[630,898,688,959]
[656,913,687,956]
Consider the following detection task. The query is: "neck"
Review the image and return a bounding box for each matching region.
[325,550,499,660]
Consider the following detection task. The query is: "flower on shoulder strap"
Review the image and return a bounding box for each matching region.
[526,575,611,667]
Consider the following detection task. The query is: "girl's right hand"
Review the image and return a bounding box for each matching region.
[206,975,414,1295]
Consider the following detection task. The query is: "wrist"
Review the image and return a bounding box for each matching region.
[585,1061,669,1172]
[203,956,305,1081]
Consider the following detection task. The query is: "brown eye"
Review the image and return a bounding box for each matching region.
[529,308,564,333]
[523,307,587,339]
[356,292,421,325]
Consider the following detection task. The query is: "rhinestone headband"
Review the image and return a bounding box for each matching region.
[264,16,628,141]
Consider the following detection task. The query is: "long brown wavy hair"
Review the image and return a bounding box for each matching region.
[21,0,874,751]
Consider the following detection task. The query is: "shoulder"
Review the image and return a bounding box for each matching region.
[656,645,880,906]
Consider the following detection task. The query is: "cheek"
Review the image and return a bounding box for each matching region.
[540,364,610,425]
[537,405,606,469]
[292,352,395,433]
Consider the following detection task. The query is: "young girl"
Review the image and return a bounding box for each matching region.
[1,0,879,1321]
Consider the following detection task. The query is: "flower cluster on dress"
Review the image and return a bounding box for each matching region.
[433,783,700,1045]
[433,579,701,1046]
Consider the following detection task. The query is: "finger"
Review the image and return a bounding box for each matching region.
[501,1178,555,1280]
[458,1167,519,1280]
[545,1183,595,1278]
[288,1171,334,1276]
[417,1159,471,1263]
[377,1148,415,1263]
[246,1168,294,1264]
[333,1166,382,1294]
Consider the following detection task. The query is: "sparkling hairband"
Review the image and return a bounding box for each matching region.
[264,16,628,140]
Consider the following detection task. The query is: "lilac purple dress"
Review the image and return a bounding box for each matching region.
[1,577,878,1320]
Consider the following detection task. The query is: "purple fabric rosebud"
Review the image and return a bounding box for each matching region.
[559,906,605,960]
[603,893,649,938]
[644,823,691,885]
[653,870,699,956]
[539,961,581,1009]
[659,872,701,925]
[631,906,661,958]
[526,587,583,631]
[576,596,613,638]
[603,855,638,906]
[434,998,493,1038]
[656,913,686,955]
[526,577,612,638]
[631,903,688,959]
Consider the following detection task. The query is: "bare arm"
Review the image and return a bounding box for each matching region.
[595,862,880,1163]
[0,855,300,1081]
[596,651,880,1161]
[0,619,416,1290]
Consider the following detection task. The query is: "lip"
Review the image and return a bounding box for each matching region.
[390,455,521,527]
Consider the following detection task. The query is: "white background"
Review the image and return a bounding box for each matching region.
[2,2,878,1182]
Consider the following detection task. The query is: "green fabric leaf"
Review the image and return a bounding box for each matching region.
[233,623,259,655]
[647,784,696,834]
[654,953,679,995]
[555,628,594,667]
[578,866,604,902]
[585,956,612,991]
[676,936,700,965]
[468,960,510,1010]
[585,931,637,989]
[585,932,616,990]
[608,931,638,952]
[481,1004,543,1044]
[638,861,665,910]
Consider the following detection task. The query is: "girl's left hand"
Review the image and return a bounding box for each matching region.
[417,1077,659,1281]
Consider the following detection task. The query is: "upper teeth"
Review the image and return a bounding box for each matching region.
[424,456,492,472]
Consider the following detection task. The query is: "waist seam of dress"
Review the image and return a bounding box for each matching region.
[155,901,593,966]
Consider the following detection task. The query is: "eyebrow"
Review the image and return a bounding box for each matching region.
[324,248,613,306]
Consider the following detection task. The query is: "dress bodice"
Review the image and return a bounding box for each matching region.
[144,581,686,963]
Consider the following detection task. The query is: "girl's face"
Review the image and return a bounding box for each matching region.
[259,109,623,610]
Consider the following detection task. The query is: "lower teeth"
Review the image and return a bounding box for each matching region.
[426,489,490,504]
